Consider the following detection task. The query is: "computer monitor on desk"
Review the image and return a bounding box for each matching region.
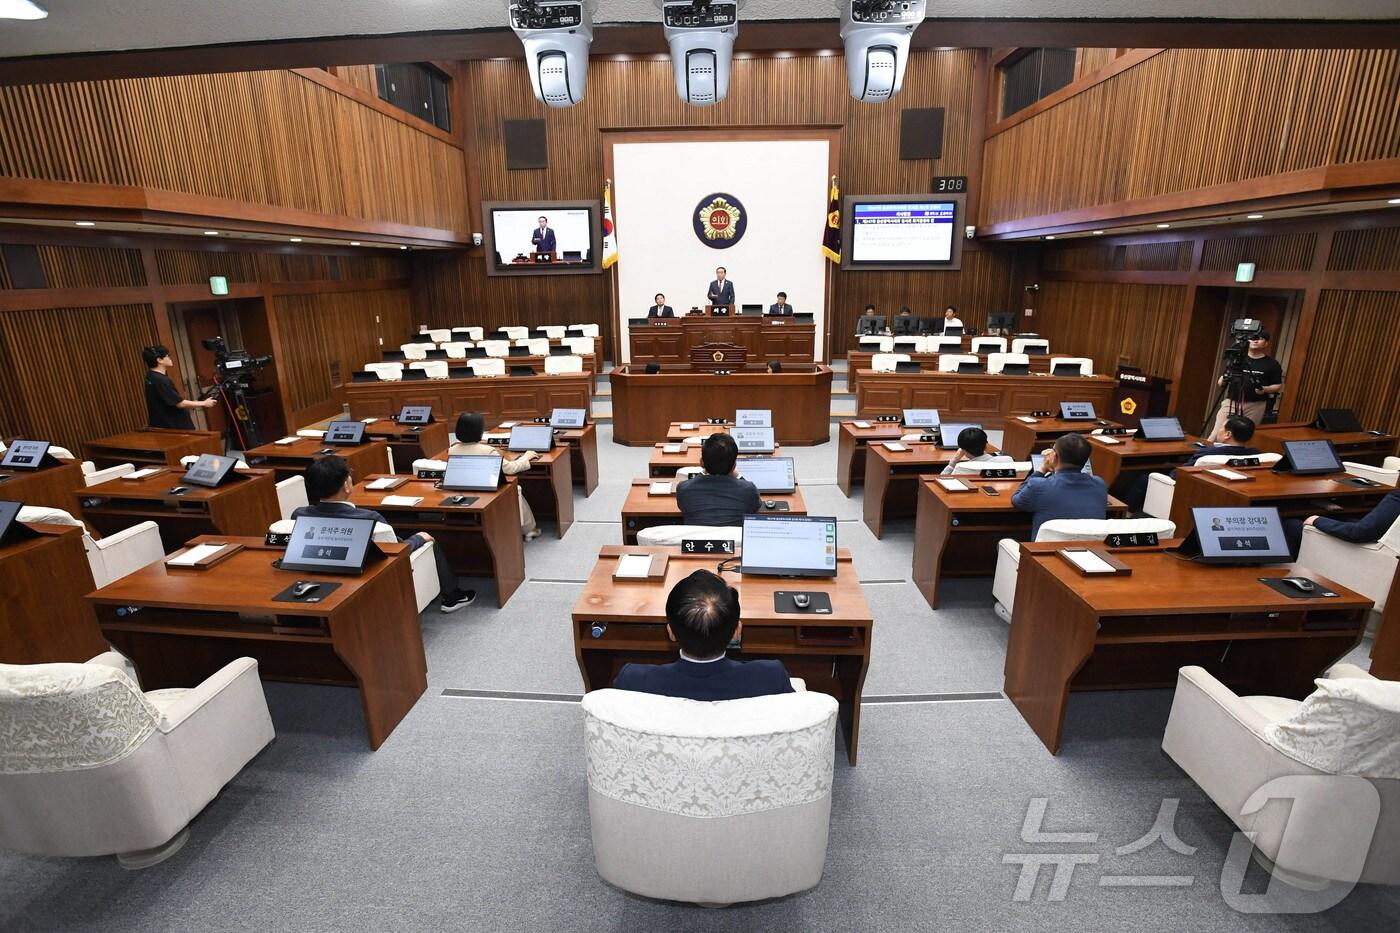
[1137,417,1185,442]
[740,515,838,578]
[279,515,380,576]
[1186,507,1290,565]
[938,423,981,449]
[740,303,764,316]
[550,408,587,429]
[735,409,772,428]
[732,427,776,454]
[1277,439,1343,475]
[892,316,918,336]
[856,315,886,336]
[734,456,796,493]
[1314,408,1363,433]
[903,409,940,428]
[443,455,502,491]
[325,421,367,446]
[1060,401,1096,421]
[0,440,55,471]
[181,453,241,488]
[508,425,554,452]
[396,406,433,425]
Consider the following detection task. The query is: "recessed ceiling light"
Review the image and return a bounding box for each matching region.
[1246,214,1264,220]
[0,1,48,21]
[74,221,95,227]
[1389,198,1400,205]
[1156,223,1171,229]
[203,230,220,236]
[399,245,409,250]
[350,241,361,246]
[289,237,303,242]
[1092,230,1104,235]
[1044,235,1056,240]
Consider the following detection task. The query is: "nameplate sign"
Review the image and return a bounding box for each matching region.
[416,468,446,480]
[1030,410,1054,418]
[1098,427,1132,436]
[876,415,901,423]
[1226,457,1261,468]
[1104,532,1159,548]
[681,539,736,555]
[980,468,1018,479]
[265,532,292,547]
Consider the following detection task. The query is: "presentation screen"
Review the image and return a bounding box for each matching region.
[483,201,601,277]
[843,194,965,270]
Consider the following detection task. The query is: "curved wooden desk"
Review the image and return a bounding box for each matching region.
[610,366,833,446]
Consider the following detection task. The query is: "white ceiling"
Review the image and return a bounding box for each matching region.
[2,0,1397,59]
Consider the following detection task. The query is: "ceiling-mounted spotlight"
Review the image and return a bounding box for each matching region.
[838,0,927,103]
[655,0,745,106]
[508,0,596,108]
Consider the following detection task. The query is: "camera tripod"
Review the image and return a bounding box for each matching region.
[204,377,265,452]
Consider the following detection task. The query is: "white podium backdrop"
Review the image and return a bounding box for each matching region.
[612,140,830,363]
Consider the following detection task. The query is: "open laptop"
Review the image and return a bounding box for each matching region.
[508,424,554,452]
[739,514,838,578]
[734,456,796,494]
[443,454,502,491]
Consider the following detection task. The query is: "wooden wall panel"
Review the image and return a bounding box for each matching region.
[332,65,378,97]
[1075,48,1120,79]
[1289,290,1400,437]
[1327,225,1400,272]
[1034,281,1190,376]
[154,249,262,285]
[0,70,468,232]
[1042,241,1191,273]
[1200,232,1317,272]
[981,48,1400,226]
[1,244,148,290]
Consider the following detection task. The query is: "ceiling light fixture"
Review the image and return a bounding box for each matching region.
[1092,230,1104,235]
[1044,235,1055,240]
[204,230,220,236]
[0,1,49,21]
[1246,214,1264,220]
[289,237,303,242]
[1156,223,1171,229]
[74,221,95,227]
[1389,198,1400,205]
[400,245,409,250]
[350,241,361,246]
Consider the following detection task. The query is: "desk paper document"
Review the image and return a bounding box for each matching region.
[883,442,908,452]
[1064,550,1117,574]
[936,478,970,491]
[615,554,653,579]
[680,423,697,430]
[1208,468,1249,481]
[649,482,673,495]
[1094,436,1122,445]
[380,495,423,506]
[852,420,872,429]
[124,468,161,480]
[274,436,300,445]
[167,544,226,567]
[499,422,518,428]
[663,444,684,454]
[360,417,378,424]
[1016,416,1038,423]
[367,477,401,490]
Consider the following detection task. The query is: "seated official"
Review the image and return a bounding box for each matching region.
[647,293,675,318]
[942,306,964,329]
[768,292,794,316]
[1123,414,1260,510]
[613,569,794,701]
[675,433,761,526]
[448,412,541,540]
[294,456,476,612]
[1285,489,1400,558]
[1011,433,1108,538]
[940,427,1002,475]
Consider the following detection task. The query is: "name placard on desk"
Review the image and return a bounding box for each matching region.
[681,539,736,555]
[980,468,1017,479]
[1104,532,1159,548]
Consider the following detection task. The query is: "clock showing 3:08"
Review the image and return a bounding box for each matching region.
[932,176,968,192]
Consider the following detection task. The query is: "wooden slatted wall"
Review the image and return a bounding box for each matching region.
[1290,290,1400,436]
[272,289,414,415]
[1327,225,1400,272]
[1033,281,1189,376]
[1200,233,1317,272]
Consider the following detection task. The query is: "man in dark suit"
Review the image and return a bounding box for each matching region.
[613,569,794,701]
[530,216,556,253]
[1124,414,1261,510]
[767,291,793,316]
[647,293,675,318]
[707,266,735,307]
[292,455,476,613]
[676,433,761,526]
[1286,489,1400,558]
[1011,433,1109,538]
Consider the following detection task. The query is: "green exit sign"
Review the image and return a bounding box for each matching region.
[209,275,229,296]
[1235,262,1256,283]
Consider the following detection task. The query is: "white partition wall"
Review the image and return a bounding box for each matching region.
[611,138,832,364]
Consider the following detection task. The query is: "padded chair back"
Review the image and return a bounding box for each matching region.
[858,336,893,352]
[937,354,979,373]
[564,336,595,355]
[575,323,600,338]
[426,329,452,343]
[1036,517,1176,542]
[501,326,529,341]
[541,325,567,340]
[398,343,429,360]
[442,341,472,359]
[892,335,920,347]
[461,326,484,342]
[179,455,251,470]
[469,358,506,377]
[1012,338,1050,355]
[17,505,82,527]
[583,687,837,904]
[928,336,963,353]
[1049,356,1093,376]
[1195,452,1282,466]
[675,466,705,480]
[635,525,741,547]
[482,340,511,358]
[1343,461,1400,486]
[987,352,1029,375]
[971,337,1008,354]
[275,476,309,520]
[84,463,135,486]
[364,362,404,381]
[524,338,550,355]
[269,518,396,544]
[950,458,1026,474]
[871,353,911,373]
[409,361,450,380]
[544,354,584,375]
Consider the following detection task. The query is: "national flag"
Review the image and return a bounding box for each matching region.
[821,177,841,264]
[602,180,619,269]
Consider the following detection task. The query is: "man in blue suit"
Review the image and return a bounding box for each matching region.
[1011,433,1108,538]
[530,216,556,253]
[613,569,794,701]
[707,266,735,307]
[767,291,794,315]
[1286,489,1400,558]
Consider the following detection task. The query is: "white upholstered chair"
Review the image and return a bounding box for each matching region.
[442,341,473,359]
[501,325,529,341]
[582,687,837,904]
[524,337,550,356]
[178,455,251,471]
[1295,513,1400,637]
[635,525,742,547]
[18,506,165,588]
[1012,337,1050,355]
[541,325,567,340]
[275,476,309,520]
[992,518,1177,623]
[1162,663,1400,887]
[937,354,979,373]
[574,323,600,338]
[469,358,506,377]
[949,457,1024,474]
[1049,356,1094,376]
[398,343,429,361]
[1142,453,1283,520]
[987,352,1030,375]
[564,336,596,356]
[409,360,450,380]
[926,336,963,353]
[0,652,274,868]
[482,340,511,358]
[84,463,136,486]
[1343,458,1400,486]
[892,335,921,348]
[544,354,584,375]
[364,362,404,381]
[268,519,439,612]
[871,353,911,373]
[462,326,485,342]
[425,328,452,343]
[971,336,1008,354]
[858,336,893,352]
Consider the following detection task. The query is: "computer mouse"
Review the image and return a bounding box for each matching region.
[292,582,320,598]
[447,495,468,505]
[1191,442,1208,448]
[168,486,189,495]
[1282,577,1316,593]
[764,500,778,510]
[793,593,811,609]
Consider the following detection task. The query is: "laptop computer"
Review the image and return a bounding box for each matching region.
[938,423,981,449]
[1315,408,1363,433]
[1137,417,1186,442]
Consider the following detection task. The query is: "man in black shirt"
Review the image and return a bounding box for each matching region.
[142,346,216,429]
[675,433,761,526]
[1209,331,1282,443]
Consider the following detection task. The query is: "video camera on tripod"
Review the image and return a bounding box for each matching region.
[200,336,273,450]
[1220,318,1264,391]
[202,336,272,385]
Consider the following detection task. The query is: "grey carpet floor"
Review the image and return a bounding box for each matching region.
[3,423,1396,932]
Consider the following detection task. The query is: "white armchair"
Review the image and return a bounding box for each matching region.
[442,341,473,359]
[950,457,1024,474]
[398,343,429,361]
[1296,514,1400,636]
[501,326,530,341]
[635,525,741,547]
[524,337,550,356]
[564,336,596,356]
[971,336,1008,354]
[1162,663,1400,887]
[992,518,1177,623]
[1049,356,1094,376]
[583,687,837,904]
[858,336,893,352]
[871,353,911,373]
[269,519,439,612]
[544,354,584,375]
[1012,337,1050,355]
[1142,453,1283,520]
[1344,459,1400,486]
[18,505,166,588]
[541,325,566,340]
[364,362,404,381]
[409,360,450,380]
[925,336,962,353]
[987,352,1030,375]
[574,323,600,338]
[426,328,452,343]
[0,652,274,868]
[469,358,506,377]
[275,476,308,520]
[461,326,485,342]
[84,462,135,485]
[937,354,979,373]
[481,340,511,358]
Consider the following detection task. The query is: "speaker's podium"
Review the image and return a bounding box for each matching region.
[1112,369,1172,428]
[690,343,747,373]
[705,304,735,316]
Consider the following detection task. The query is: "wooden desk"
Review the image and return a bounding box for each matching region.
[620,478,807,544]
[81,468,281,553]
[513,442,574,538]
[647,443,786,478]
[836,421,907,495]
[90,536,423,750]
[572,545,873,765]
[1005,543,1370,754]
[861,441,962,538]
[1086,434,1201,496]
[83,429,223,470]
[855,371,1116,433]
[0,458,85,516]
[629,316,815,367]
[346,476,526,607]
[344,372,593,425]
[611,366,833,446]
[0,523,107,664]
[1001,417,1122,461]
[665,421,730,442]
[1167,466,1397,540]
[912,476,1129,609]
[499,419,598,496]
[1253,423,1397,466]
[245,437,390,483]
[845,350,1057,393]
[364,421,450,473]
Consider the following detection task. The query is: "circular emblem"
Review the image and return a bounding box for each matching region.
[693,193,747,249]
[712,351,725,362]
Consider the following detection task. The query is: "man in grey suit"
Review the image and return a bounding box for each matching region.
[767,292,794,316]
[707,267,735,307]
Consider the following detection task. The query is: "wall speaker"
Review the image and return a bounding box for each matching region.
[899,107,944,161]
[504,120,548,170]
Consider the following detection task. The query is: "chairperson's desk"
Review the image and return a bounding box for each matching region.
[1005,542,1371,754]
[345,475,526,607]
[572,545,873,765]
[854,370,1116,433]
[245,436,391,484]
[0,456,85,515]
[620,478,808,544]
[1252,422,1397,466]
[80,467,281,552]
[83,429,223,470]
[912,475,1130,609]
[344,372,593,427]
[628,314,815,367]
[610,366,833,446]
[0,523,108,664]
[88,535,425,750]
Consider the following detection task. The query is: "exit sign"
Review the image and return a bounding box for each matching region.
[209,275,229,295]
[1235,263,1256,283]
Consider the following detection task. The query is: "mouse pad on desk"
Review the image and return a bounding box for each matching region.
[774,591,833,614]
[1258,578,1338,599]
[439,496,479,507]
[272,582,343,604]
[762,501,792,512]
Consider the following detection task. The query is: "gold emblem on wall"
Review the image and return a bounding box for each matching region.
[1120,398,1138,416]
[712,350,726,362]
[698,197,742,241]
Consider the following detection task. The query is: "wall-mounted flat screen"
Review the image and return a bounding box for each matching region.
[842,194,965,271]
[483,201,602,277]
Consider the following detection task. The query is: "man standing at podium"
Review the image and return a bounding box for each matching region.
[767,292,793,316]
[531,216,556,254]
[707,266,735,307]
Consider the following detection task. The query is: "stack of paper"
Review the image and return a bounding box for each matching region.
[124,467,161,480]
[1016,416,1039,423]
[649,482,673,495]
[937,478,970,492]
[615,554,653,579]
[662,444,684,454]
[1094,435,1122,445]
[679,423,697,430]
[883,441,908,452]
[499,421,518,428]
[367,477,400,490]
[361,417,379,424]
[852,420,872,429]
[274,436,300,445]
[167,543,226,567]
[1063,550,1116,574]
[380,495,423,506]
[1208,468,1249,481]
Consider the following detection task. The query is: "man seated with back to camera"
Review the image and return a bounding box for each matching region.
[294,455,477,613]
[940,427,1005,475]
[675,433,761,526]
[1011,433,1108,538]
[1122,414,1260,511]
[613,570,794,701]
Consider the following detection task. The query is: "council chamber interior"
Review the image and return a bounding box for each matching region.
[1,2,1398,930]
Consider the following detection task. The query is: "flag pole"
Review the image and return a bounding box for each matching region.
[604,178,619,366]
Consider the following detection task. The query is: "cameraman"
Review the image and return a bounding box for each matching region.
[142,345,216,430]
[1208,330,1282,443]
